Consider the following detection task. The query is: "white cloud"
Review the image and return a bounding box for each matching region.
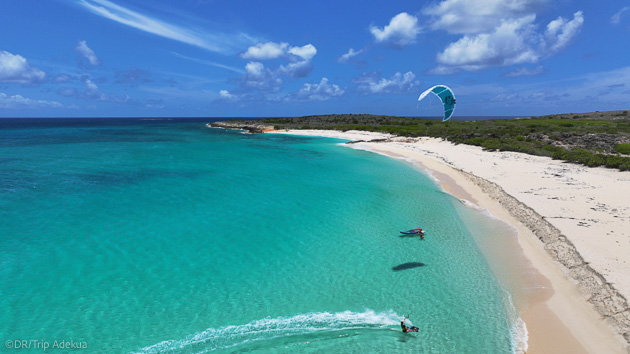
[241,42,316,62]
[338,48,363,63]
[0,92,62,109]
[233,42,318,94]
[433,11,583,73]
[424,0,546,34]
[292,78,344,101]
[277,61,313,79]
[370,12,421,48]
[423,0,583,73]
[245,62,264,76]
[85,78,99,94]
[238,61,282,92]
[78,0,256,54]
[280,45,315,76]
[239,42,317,79]
[75,40,100,66]
[240,42,288,60]
[277,44,317,78]
[543,11,584,53]
[0,51,46,84]
[355,71,419,94]
[436,15,538,70]
[287,44,317,61]
[611,6,629,25]
[218,89,238,101]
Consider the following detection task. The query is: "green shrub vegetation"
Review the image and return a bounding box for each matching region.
[614,143,630,155]
[229,112,630,171]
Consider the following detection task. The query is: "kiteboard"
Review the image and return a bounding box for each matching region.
[400,229,424,235]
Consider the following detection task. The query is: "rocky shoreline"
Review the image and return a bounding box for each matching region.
[206,121,275,134]
[462,170,630,345]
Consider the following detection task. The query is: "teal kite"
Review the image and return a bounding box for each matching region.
[417,85,456,121]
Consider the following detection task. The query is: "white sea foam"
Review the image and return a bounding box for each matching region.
[511,316,529,354]
[501,289,529,354]
[135,309,400,353]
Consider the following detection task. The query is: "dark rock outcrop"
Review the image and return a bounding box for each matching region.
[207,121,275,134]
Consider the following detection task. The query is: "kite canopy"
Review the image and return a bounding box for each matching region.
[417,85,456,121]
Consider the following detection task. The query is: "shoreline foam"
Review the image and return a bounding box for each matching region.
[269,129,629,353]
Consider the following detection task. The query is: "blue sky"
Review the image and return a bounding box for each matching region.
[1,0,629,117]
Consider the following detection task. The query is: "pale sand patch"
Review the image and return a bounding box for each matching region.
[270,130,629,353]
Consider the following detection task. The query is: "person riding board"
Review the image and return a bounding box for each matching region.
[401,316,419,333]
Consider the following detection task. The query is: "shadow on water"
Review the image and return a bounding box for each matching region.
[392,262,426,271]
[398,234,424,239]
[397,331,419,343]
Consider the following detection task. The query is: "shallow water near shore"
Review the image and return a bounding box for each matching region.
[2,119,522,352]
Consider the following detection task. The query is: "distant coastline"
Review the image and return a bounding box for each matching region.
[209,111,630,171]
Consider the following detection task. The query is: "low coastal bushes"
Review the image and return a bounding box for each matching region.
[614,143,630,155]
[238,112,630,171]
[549,148,630,171]
[455,138,630,170]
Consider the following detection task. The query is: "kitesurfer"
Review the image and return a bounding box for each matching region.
[401,316,419,333]
[401,316,417,333]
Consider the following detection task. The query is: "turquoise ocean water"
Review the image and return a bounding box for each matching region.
[0,119,522,353]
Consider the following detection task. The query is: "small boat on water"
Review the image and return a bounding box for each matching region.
[400,228,424,235]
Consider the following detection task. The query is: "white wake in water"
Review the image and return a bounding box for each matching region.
[135,309,401,353]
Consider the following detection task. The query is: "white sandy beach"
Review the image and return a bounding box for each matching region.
[270,129,630,353]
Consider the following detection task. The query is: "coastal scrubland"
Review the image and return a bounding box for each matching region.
[224,111,630,171]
